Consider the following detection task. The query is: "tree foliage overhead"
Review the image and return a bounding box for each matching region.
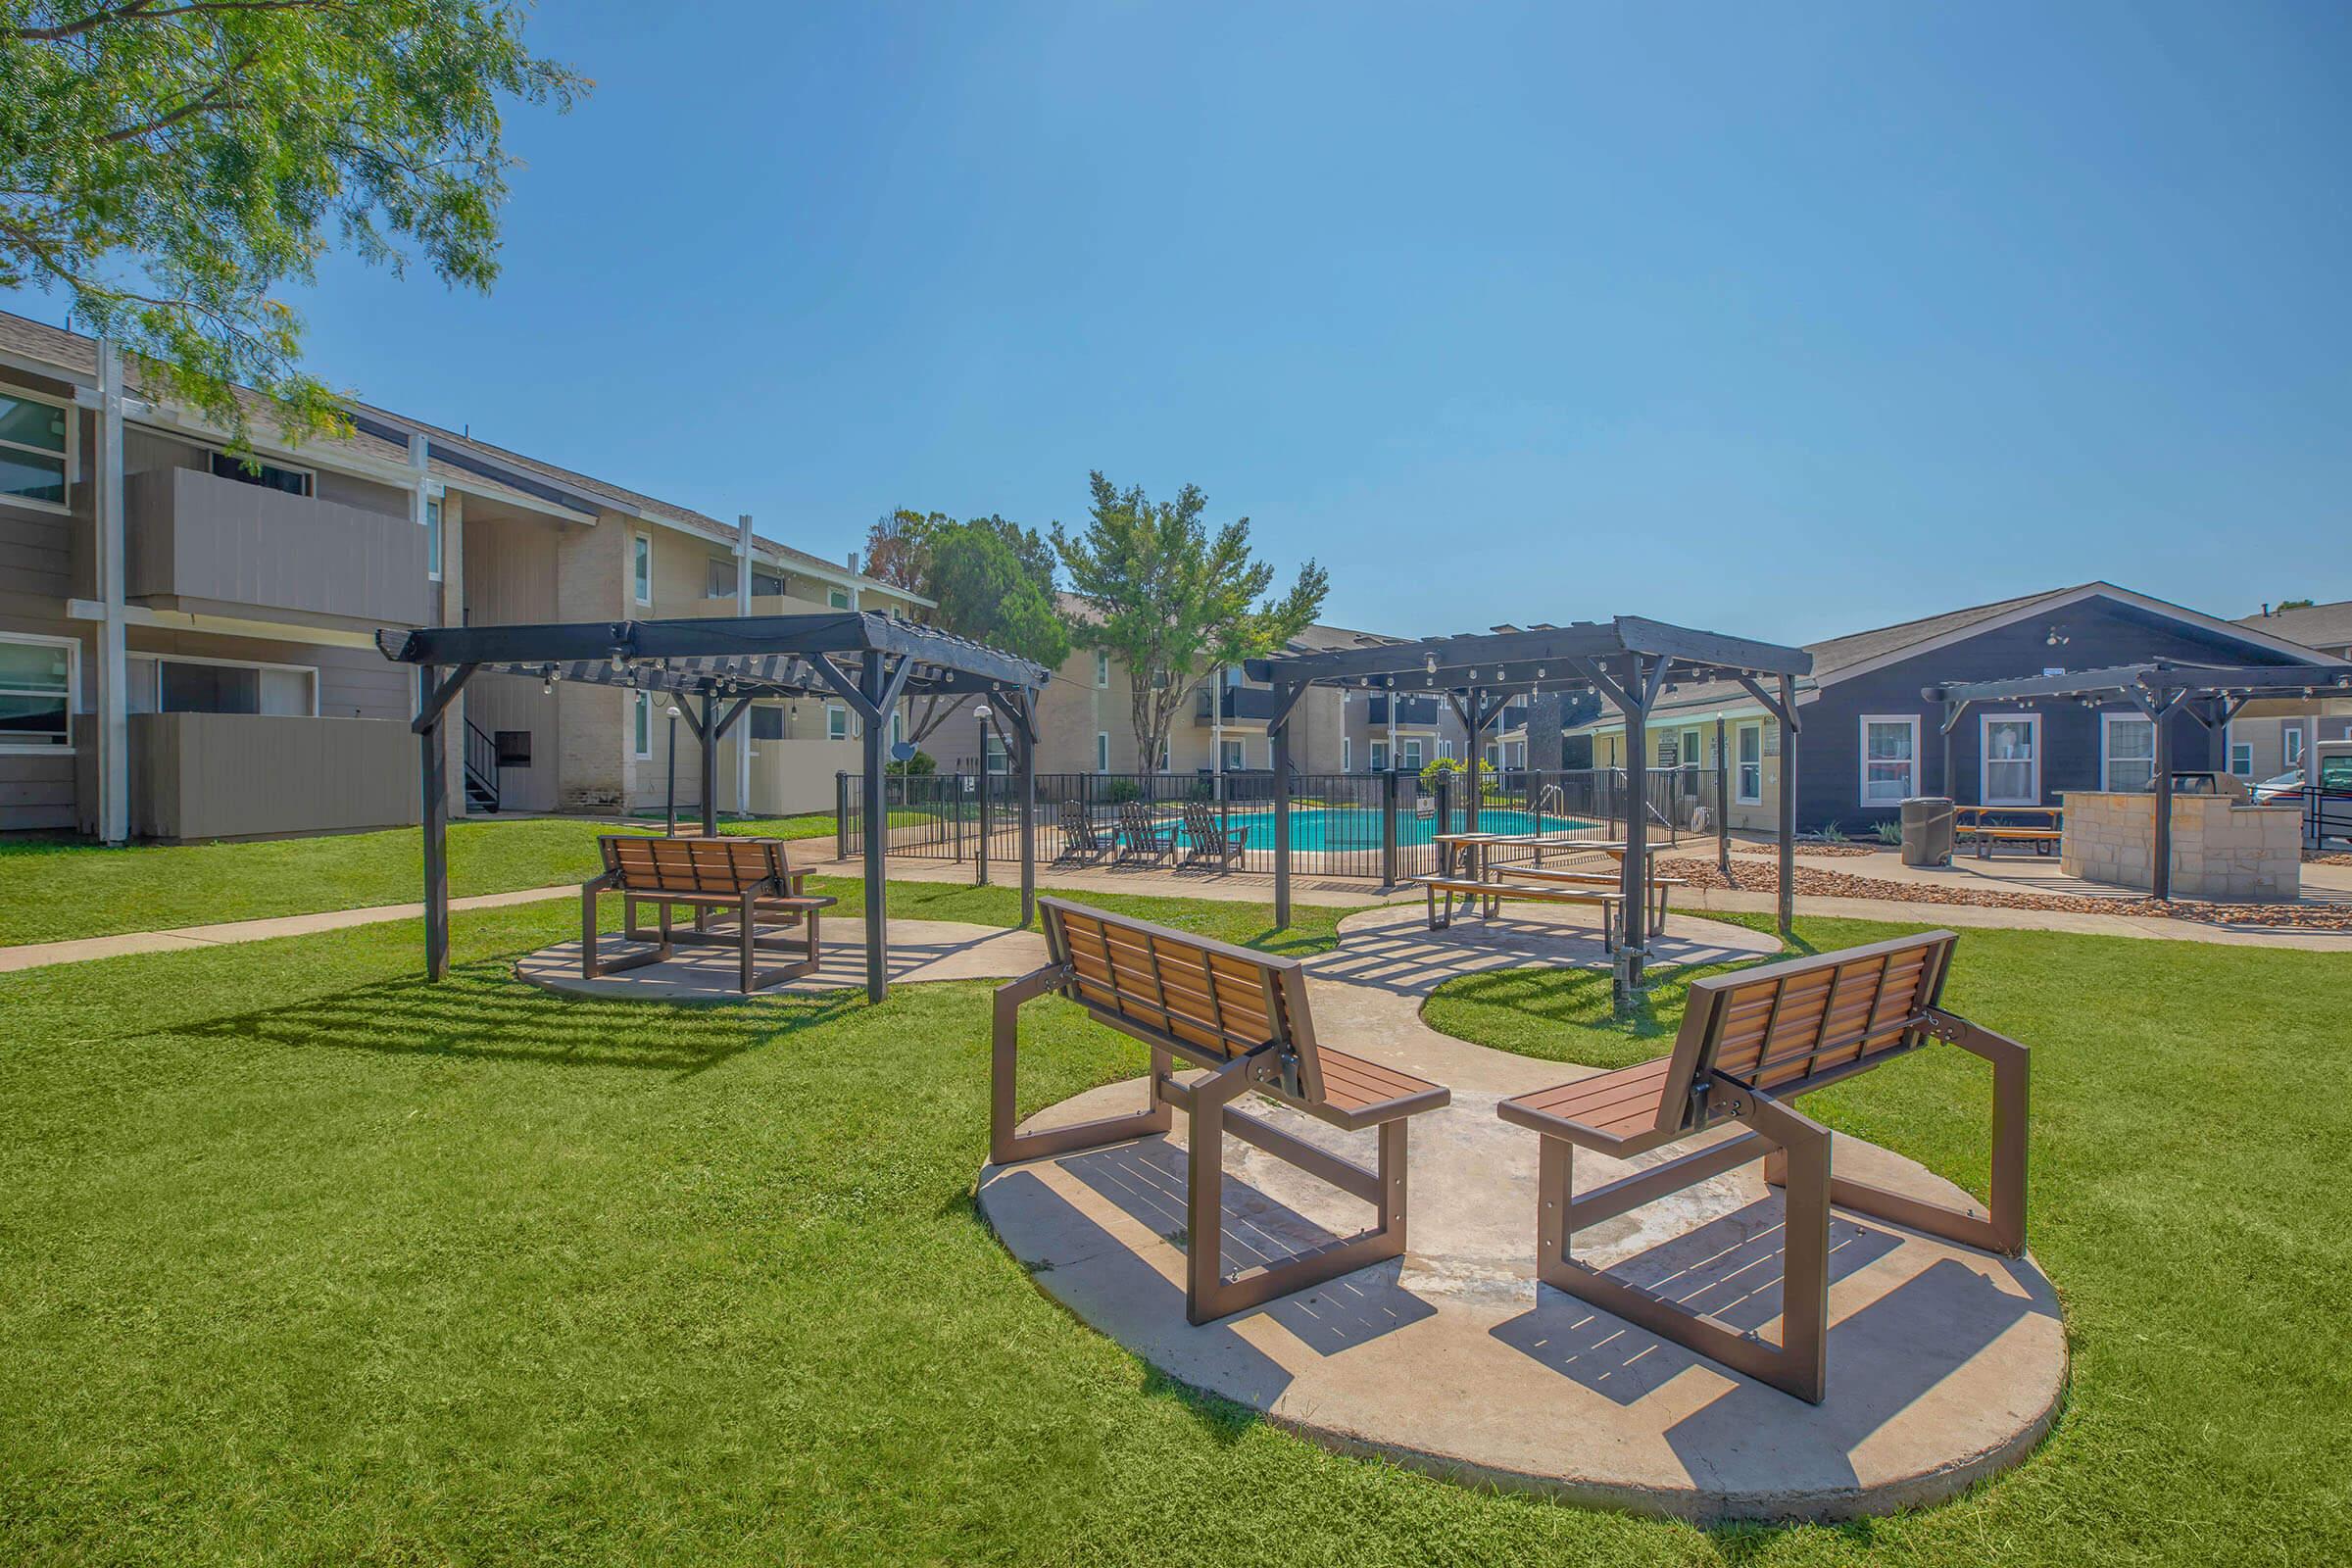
[876,510,1067,744]
[1,0,583,443]
[1054,470,1327,768]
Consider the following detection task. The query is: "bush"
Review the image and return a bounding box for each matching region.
[1417,755,1494,793]
[883,750,937,777]
[1874,820,1904,846]
[1104,777,1143,805]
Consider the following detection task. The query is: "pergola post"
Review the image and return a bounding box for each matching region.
[698,691,719,838]
[859,650,889,1002]
[418,663,450,981]
[1271,680,1295,930]
[1009,689,1038,928]
[1714,715,1731,877]
[1618,655,1650,996]
[1778,673,1797,939]
[2149,687,2174,904]
[1465,688,1486,835]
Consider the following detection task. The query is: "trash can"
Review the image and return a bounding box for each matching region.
[1900,796,1954,868]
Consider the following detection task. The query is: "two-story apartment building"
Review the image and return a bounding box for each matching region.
[2230,600,2352,781]
[0,309,920,841]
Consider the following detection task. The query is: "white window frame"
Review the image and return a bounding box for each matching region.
[1437,738,1453,760]
[2228,729,2253,777]
[1095,650,1109,688]
[1979,711,2042,807]
[1735,720,1764,805]
[825,703,848,742]
[0,629,79,753]
[1343,736,1353,772]
[1095,731,1109,773]
[632,532,653,606]
[129,651,320,717]
[424,496,443,582]
[1858,713,1922,808]
[1400,738,1423,772]
[632,691,653,759]
[2100,711,2157,793]
[0,382,76,514]
[827,586,851,611]
[2284,723,2305,768]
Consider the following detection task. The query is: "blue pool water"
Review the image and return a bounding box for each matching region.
[1174,806,1593,852]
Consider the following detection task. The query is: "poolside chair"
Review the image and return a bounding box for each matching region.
[1114,801,1177,866]
[1178,801,1249,870]
[1054,800,1113,864]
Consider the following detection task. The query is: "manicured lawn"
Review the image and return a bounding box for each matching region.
[0,815,841,947]
[2,896,2344,1563]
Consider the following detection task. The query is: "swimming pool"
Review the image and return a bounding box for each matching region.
[1173,806,1595,852]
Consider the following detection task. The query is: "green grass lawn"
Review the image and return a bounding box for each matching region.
[2,894,2345,1564]
[0,814,843,947]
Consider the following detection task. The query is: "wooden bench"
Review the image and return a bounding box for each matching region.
[1491,862,1686,937]
[582,835,836,994]
[1955,806,2062,858]
[994,897,1450,1324]
[1495,930,2027,1403]
[1413,874,1624,949]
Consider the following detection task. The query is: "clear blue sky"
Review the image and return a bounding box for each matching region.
[17,2,2352,644]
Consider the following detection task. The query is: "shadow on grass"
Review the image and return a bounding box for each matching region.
[179,956,861,1079]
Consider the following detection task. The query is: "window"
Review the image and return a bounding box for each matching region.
[889,708,905,747]
[1343,736,1354,771]
[1981,713,2040,806]
[1370,739,1389,771]
[1736,721,1763,804]
[984,733,1008,773]
[2230,738,2253,777]
[0,633,75,751]
[1095,651,1109,688]
[2285,725,2305,768]
[0,387,72,512]
[632,534,652,605]
[208,449,311,497]
[825,704,848,742]
[1095,731,1109,773]
[128,654,314,716]
[633,692,652,758]
[2103,714,2156,793]
[425,497,443,581]
[494,730,532,767]
[1859,714,1921,806]
[1400,738,1423,772]
[827,587,851,610]
[749,705,785,741]
[1220,737,1246,771]
[1437,739,1453,760]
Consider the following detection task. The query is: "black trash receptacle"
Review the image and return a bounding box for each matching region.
[1901,796,1954,868]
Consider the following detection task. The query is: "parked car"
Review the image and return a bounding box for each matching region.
[2249,768,2304,806]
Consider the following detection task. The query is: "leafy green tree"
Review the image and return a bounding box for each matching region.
[1,1,581,443]
[860,509,950,592]
[884,513,1068,746]
[1055,470,1326,769]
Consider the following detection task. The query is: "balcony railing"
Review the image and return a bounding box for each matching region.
[1366,694,1442,726]
[124,466,428,627]
[1194,684,1281,724]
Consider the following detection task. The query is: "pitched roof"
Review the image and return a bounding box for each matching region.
[2238,600,2352,653]
[0,307,911,597]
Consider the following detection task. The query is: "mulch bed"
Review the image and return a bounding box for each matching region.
[1659,857,2352,932]
[2307,853,2352,868]
[1732,843,1878,858]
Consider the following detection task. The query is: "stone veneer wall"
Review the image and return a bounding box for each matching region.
[2060,791,2303,902]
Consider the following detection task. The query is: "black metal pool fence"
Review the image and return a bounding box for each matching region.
[838,766,1725,884]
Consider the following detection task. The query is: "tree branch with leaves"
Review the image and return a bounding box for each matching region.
[1054,471,1327,770]
[1,0,583,444]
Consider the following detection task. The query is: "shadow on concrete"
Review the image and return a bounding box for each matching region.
[1057,1137,1434,1356]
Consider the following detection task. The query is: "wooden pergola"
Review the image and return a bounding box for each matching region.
[1924,661,2352,901]
[1249,616,1814,989]
[377,612,1050,1002]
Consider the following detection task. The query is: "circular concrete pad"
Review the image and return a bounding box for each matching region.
[516,919,1047,999]
[977,906,2067,1521]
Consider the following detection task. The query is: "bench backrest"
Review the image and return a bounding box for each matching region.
[1654,930,1959,1134]
[1058,800,1104,844]
[1038,896,1325,1102]
[600,834,789,895]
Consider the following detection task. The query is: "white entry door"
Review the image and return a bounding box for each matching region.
[1982,714,2041,806]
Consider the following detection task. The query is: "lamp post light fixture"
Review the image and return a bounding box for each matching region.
[973,703,993,887]
[663,704,684,836]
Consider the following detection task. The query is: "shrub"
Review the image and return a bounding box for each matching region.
[1817,819,1847,844]
[883,750,937,777]
[1104,777,1143,805]
[1874,820,1904,846]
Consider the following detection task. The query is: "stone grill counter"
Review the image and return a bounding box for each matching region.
[2060,790,2302,902]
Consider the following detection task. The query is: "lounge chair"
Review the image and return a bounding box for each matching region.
[1054,800,1113,864]
[1178,801,1249,869]
[1114,801,1176,865]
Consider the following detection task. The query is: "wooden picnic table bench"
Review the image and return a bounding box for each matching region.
[1954,805,2062,858]
[582,835,835,993]
[1413,874,1626,948]
[994,897,1451,1324]
[1491,861,1686,936]
[1495,929,2028,1402]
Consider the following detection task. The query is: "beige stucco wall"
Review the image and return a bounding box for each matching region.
[2060,790,2302,901]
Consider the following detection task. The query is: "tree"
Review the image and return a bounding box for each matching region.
[860,509,949,592]
[1055,471,1327,770]
[2,1,582,444]
[881,512,1069,747]
[2272,598,2317,612]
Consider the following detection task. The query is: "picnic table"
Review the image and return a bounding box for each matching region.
[1430,832,1662,922]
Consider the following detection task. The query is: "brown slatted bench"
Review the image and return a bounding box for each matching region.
[1490,862,1686,937]
[994,896,1450,1324]
[582,835,835,994]
[1495,929,2028,1402]
[1413,874,1625,947]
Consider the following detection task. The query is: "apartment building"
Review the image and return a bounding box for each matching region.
[2230,600,2352,781]
[0,310,921,841]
